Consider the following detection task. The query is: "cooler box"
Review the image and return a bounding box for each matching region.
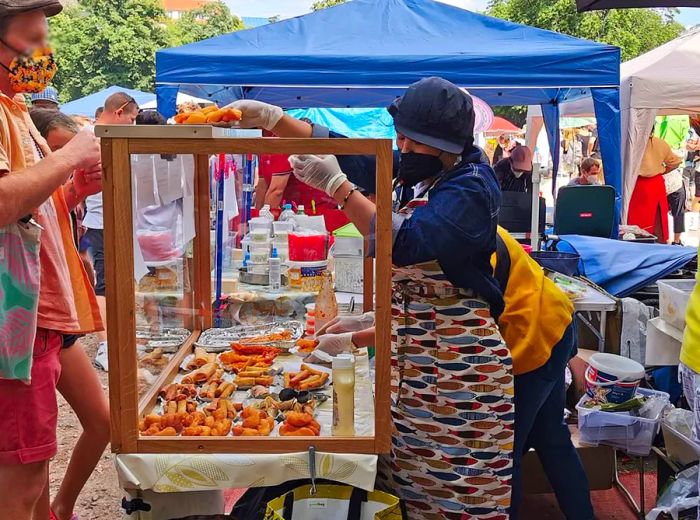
[333,223,364,294]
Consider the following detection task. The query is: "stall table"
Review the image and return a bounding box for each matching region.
[574,283,618,352]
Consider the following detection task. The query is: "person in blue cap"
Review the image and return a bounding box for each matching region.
[31,85,59,110]
[231,78,514,519]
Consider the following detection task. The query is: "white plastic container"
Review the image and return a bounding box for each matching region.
[333,235,364,257]
[658,279,695,331]
[584,353,645,404]
[576,387,670,456]
[249,245,270,264]
[274,220,294,236]
[645,316,683,366]
[334,255,364,294]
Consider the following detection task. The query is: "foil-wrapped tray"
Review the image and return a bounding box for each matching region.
[196,321,304,351]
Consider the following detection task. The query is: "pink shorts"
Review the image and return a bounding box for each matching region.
[0,329,62,465]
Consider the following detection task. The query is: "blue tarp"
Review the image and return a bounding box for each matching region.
[156,0,622,228]
[61,86,155,118]
[287,108,396,142]
[556,235,697,297]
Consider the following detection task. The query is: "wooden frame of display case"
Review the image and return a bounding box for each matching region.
[100,129,393,455]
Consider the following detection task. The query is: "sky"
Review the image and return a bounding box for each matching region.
[225,0,699,27]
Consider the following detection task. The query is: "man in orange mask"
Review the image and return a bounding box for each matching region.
[0,3,103,519]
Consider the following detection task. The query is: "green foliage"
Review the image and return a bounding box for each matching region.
[50,0,170,101]
[487,0,683,61]
[50,0,242,102]
[168,2,243,47]
[311,0,348,11]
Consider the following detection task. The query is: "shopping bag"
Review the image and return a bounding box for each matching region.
[0,219,41,383]
[264,484,402,520]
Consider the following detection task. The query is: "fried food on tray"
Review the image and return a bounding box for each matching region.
[187,347,216,371]
[232,407,275,436]
[231,343,281,360]
[181,362,218,384]
[219,351,274,373]
[284,364,329,390]
[239,331,292,346]
[235,375,274,389]
[199,381,237,401]
[295,338,319,354]
[174,105,242,125]
[159,383,197,402]
[204,399,240,421]
[280,412,320,437]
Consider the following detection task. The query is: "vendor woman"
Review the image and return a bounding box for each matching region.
[232,78,512,519]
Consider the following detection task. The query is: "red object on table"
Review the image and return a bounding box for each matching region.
[288,232,328,261]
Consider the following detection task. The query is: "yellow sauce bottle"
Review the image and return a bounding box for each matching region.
[332,354,355,437]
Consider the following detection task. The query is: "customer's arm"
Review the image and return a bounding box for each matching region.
[0,129,101,226]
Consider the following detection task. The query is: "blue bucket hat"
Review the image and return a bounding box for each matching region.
[389,77,475,154]
[31,86,59,106]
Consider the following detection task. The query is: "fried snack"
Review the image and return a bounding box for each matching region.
[233,407,275,436]
[295,338,319,353]
[285,368,329,390]
[231,343,282,361]
[159,383,197,402]
[204,399,240,420]
[187,347,210,370]
[174,105,242,126]
[215,382,236,399]
[280,412,320,437]
[181,362,217,384]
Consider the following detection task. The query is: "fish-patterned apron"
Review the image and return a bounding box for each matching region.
[377,193,514,520]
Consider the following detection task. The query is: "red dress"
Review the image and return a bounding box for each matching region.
[628,174,669,243]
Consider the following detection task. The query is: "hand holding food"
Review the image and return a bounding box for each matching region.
[305,333,354,364]
[173,104,242,125]
[224,100,284,130]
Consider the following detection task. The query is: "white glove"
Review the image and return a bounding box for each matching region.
[289,154,348,198]
[316,312,375,336]
[305,333,354,363]
[225,99,283,130]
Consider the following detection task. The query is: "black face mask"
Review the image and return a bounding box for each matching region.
[398,152,444,189]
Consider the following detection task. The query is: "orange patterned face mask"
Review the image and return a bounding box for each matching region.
[0,42,57,94]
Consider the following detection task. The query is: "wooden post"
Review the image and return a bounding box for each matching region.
[102,139,139,453]
[373,140,393,453]
[193,154,212,330]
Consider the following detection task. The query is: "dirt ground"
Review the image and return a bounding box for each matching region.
[50,334,123,519]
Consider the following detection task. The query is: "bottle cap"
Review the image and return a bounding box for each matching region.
[271,247,278,259]
[332,353,355,369]
[284,203,292,210]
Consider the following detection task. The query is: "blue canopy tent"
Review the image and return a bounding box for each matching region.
[61,86,155,118]
[156,0,622,228]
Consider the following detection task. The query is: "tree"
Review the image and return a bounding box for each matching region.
[168,1,243,47]
[311,0,347,11]
[487,1,683,61]
[50,0,170,101]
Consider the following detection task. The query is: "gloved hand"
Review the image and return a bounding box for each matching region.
[289,154,348,198]
[305,332,354,364]
[224,100,284,130]
[316,312,375,336]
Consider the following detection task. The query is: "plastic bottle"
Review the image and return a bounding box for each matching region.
[279,204,295,222]
[332,354,355,437]
[297,205,306,216]
[268,247,281,292]
[259,204,274,223]
[315,271,338,331]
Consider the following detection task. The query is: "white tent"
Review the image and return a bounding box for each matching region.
[527,28,700,221]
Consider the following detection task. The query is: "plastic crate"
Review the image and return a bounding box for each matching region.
[657,279,695,331]
[576,388,669,456]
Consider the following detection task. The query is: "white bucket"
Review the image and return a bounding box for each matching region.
[585,353,645,404]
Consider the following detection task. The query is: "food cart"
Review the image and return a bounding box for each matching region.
[97,125,394,516]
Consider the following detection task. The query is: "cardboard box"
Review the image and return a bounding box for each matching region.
[523,426,615,494]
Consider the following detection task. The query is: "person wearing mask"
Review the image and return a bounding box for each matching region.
[628,131,682,244]
[568,157,602,186]
[30,84,59,110]
[0,3,104,519]
[82,91,139,369]
[28,108,110,520]
[494,144,533,192]
[231,77,514,519]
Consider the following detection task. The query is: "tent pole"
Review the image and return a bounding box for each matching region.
[531,163,541,250]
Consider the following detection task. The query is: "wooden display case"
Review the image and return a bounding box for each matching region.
[98,125,393,455]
